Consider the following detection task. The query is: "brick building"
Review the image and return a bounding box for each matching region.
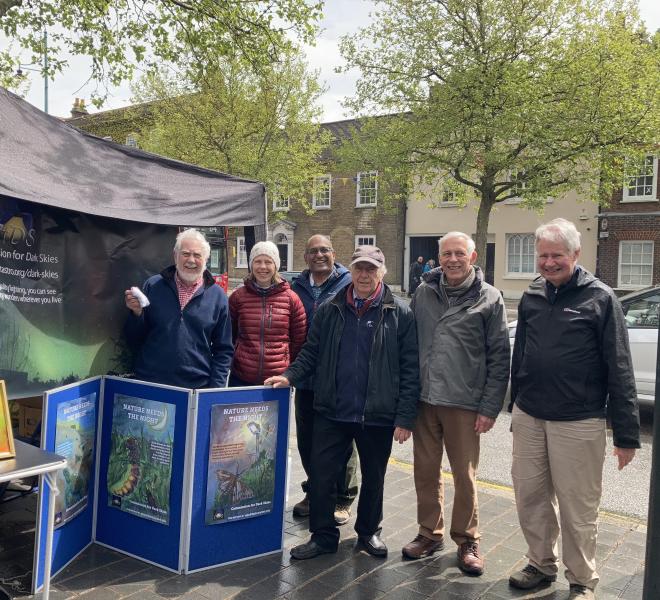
[597,154,660,292]
[227,119,405,287]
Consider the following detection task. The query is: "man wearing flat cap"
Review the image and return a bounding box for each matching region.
[266,246,420,560]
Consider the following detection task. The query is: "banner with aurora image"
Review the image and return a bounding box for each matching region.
[0,197,176,399]
[107,395,175,525]
[53,393,97,528]
[205,401,278,525]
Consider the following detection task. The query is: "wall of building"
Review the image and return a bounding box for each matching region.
[597,163,660,292]
[405,191,598,298]
[227,172,405,286]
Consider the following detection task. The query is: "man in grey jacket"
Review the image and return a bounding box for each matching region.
[402,232,510,576]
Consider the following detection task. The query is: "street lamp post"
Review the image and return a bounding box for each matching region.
[643,317,660,599]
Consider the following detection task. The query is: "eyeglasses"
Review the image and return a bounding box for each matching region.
[179,250,204,260]
[306,246,333,255]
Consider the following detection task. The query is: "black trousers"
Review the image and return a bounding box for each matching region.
[294,388,358,505]
[308,414,394,550]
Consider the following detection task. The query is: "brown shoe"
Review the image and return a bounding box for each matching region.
[334,504,351,525]
[457,542,484,576]
[292,495,310,517]
[402,534,445,559]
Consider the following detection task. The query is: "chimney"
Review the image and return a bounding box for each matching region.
[70,97,88,118]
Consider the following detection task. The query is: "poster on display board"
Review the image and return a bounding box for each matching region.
[53,394,97,527]
[34,377,102,593]
[107,395,176,525]
[185,386,291,573]
[205,400,278,525]
[95,377,191,573]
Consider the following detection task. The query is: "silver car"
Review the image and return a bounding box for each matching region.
[508,285,659,406]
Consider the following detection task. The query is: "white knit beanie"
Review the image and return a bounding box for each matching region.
[249,240,281,271]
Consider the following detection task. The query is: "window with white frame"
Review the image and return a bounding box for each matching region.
[312,175,331,209]
[125,134,138,148]
[355,235,376,248]
[236,236,248,268]
[623,155,658,202]
[271,191,290,211]
[506,234,536,274]
[439,187,457,205]
[618,241,654,288]
[357,171,378,207]
[210,249,220,270]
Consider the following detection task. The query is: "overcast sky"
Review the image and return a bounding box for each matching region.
[10,0,660,123]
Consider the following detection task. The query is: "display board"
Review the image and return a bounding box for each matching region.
[185,386,291,572]
[34,377,102,592]
[34,377,290,581]
[95,377,192,572]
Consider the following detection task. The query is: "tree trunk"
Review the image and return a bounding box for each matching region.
[473,191,495,270]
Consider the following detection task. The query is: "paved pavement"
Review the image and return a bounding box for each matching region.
[0,427,648,600]
[389,412,653,520]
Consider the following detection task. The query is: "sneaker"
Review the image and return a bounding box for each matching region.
[402,534,444,559]
[334,504,351,525]
[509,564,557,590]
[457,541,484,576]
[292,495,310,517]
[568,584,595,599]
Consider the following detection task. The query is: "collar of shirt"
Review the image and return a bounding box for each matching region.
[346,282,383,317]
[309,267,336,300]
[175,272,204,309]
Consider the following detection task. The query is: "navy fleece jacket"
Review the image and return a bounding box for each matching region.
[124,266,233,389]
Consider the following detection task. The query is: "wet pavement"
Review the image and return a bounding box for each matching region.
[0,433,648,600]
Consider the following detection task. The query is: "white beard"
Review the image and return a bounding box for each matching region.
[177,268,202,284]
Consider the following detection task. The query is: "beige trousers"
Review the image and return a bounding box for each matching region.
[511,404,606,589]
[413,402,480,545]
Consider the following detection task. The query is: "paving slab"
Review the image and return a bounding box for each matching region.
[0,432,648,600]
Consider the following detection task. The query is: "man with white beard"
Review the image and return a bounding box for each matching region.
[124,228,233,388]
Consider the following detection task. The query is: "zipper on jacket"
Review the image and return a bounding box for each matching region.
[258,295,266,380]
[268,303,273,328]
[360,305,388,428]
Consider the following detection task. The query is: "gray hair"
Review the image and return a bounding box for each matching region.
[350,263,388,279]
[535,218,581,254]
[174,228,211,260]
[439,231,476,255]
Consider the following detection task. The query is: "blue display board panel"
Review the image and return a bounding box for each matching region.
[186,386,290,572]
[35,377,102,591]
[95,377,191,571]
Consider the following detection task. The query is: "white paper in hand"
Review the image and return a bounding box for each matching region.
[130,286,150,308]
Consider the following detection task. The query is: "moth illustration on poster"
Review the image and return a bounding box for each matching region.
[205,400,278,525]
[106,395,175,525]
[53,393,96,527]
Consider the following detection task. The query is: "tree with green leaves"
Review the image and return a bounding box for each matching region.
[131,50,330,210]
[339,0,660,264]
[0,0,322,105]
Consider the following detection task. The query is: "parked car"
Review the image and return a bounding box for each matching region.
[279,271,301,284]
[507,285,659,406]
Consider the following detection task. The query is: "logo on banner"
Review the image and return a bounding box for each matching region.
[0,201,36,248]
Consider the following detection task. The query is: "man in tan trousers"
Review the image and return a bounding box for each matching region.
[509,218,640,600]
[402,232,510,575]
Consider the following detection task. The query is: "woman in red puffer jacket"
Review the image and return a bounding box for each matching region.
[228,241,307,386]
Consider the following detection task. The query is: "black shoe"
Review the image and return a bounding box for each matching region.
[358,534,388,557]
[290,539,336,560]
